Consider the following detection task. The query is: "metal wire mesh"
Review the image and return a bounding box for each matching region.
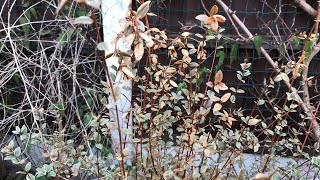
[143,0,320,113]
[2,0,319,153]
[130,0,320,150]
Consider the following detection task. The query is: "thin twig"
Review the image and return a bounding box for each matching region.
[216,0,320,144]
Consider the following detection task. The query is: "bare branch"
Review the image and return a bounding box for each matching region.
[216,0,277,68]
[294,0,317,17]
[301,1,320,143]
[216,0,320,143]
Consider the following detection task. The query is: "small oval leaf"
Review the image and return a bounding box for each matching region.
[221,93,231,103]
[210,5,218,16]
[137,1,151,18]
[134,41,144,61]
[181,49,189,56]
[25,162,31,172]
[248,118,260,126]
[215,70,223,84]
[213,103,222,112]
[72,16,93,25]
[195,14,209,22]
[122,67,135,78]
[169,80,178,87]
[97,42,108,51]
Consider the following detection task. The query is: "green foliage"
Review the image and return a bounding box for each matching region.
[230,43,239,65]
[49,102,65,117]
[305,40,314,60]
[56,28,76,45]
[19,17,30,36]
[18,0,39,49]
[293,35,300,46]
[197,66,210,88]
[280,43,286,57]
[215,50,225,70]
[253,35,262,56]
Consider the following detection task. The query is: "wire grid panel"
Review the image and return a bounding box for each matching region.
[142,0,320,111]
[130,0,320,151]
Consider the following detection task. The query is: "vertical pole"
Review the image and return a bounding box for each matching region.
[101,0,132,158]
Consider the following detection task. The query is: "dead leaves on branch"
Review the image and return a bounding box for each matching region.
[195,5,226,33]
[213,70,228,93]
[134,41,144,61]
[292,51,307,79]
[221,110,236,127]
[275,50,307,82]
[206,71,230,105]
[205,70,234,127]
[95,1,234,128]
[118,1,156,61]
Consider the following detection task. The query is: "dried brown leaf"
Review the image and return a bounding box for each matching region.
[122,67,135,78]
[213,103,222,112]
[210,21,219,33]
[215,15,226,23]
[214,85,220,93]
[221,93,231,103]
[134,41,144,61]
[210,5,218,16]
[181,49,189,56]
[166,67,176,74]
[214,70,223,84]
